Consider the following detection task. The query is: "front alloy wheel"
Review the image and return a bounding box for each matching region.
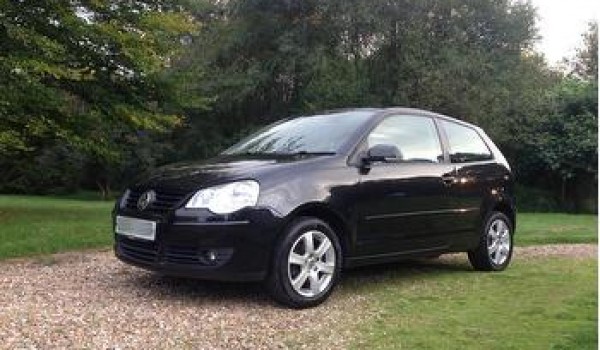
[288,230,336,298]
[267,217,342,308]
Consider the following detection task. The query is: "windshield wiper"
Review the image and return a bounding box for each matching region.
[224,151,336,157]
[279,151,336,156]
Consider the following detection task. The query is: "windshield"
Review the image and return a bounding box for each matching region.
[223,111,372,155]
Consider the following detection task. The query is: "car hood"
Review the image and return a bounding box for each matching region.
[133,154,331,193]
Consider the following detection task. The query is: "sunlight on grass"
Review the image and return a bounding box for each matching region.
[516,213,597,246]
[348,257,597,349]
[0,195,114,259]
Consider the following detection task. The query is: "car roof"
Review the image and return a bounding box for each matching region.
[320,107,482,131]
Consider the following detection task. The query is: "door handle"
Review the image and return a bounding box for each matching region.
[441,174,455,186]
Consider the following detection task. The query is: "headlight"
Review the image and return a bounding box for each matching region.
[185,180,260,214]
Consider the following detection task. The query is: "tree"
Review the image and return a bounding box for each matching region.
[525,80,596,203]
[573,21,598,81]
[511,22,598,212]
[183,0,541,137]
[0,0,200,196]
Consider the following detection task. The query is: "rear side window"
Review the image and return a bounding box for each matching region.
[367,115,443,163]
[440,120,492,163]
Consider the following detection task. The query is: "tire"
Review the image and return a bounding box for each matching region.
[468,212,513,271]
[266,217,342,308]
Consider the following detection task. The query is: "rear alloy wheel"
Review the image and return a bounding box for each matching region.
[486,218,511,265]
[267,217,342,308]
[468,212,513,271]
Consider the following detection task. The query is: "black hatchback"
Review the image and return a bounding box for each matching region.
[114,108,516,308]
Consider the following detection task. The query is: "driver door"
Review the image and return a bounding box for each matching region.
[353,115,456,256]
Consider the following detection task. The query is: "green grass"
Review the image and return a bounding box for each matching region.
[349,257,597,349]
[0,195,113,259]
[517,213,597,246]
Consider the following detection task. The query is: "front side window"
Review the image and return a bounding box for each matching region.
[440,120,492,163]
[367,115,443,163]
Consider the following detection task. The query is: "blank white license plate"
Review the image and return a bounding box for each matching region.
[115,216,156,241]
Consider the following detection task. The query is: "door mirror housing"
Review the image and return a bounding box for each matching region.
[365,144,403,163]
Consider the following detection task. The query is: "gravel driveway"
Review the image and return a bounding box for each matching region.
[0,244,595,349]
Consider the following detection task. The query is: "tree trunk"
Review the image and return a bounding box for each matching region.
[96,180,110,200]
[561,176,566,203]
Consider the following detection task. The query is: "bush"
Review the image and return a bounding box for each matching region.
[515,185,562,213]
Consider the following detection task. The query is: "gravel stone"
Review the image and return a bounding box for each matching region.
[514,243,597,259]
[0,249,365,349]
[0,244,595,349]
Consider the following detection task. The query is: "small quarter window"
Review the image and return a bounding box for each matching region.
[367,115,443,163]
[440,120,492,163]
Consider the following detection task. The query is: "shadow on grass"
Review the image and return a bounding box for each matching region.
[340,256,473,291]
[121,256,474,306]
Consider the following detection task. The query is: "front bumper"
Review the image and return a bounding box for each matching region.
[114,207,284,281]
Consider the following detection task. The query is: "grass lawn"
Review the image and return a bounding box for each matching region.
[517,213,597,246]
[0,195,113,259]
[349,256,597,349]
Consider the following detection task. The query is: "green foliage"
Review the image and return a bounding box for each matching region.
[187,0,541,127]
[510,76,597,212]
[516,185,562,212]
[0,0,201,195]
[574,22,598,81]
[535,79,597,177]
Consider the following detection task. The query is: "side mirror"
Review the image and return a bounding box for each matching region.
[365,144,403,163]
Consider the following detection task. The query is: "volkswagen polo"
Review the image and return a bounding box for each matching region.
[114,107,516,308]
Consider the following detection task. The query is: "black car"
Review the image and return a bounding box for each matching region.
[114,107,515,308]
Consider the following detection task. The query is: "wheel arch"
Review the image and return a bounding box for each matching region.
[283,202,352,257]
[491,200,516,232]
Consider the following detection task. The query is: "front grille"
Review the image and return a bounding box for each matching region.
[164,246,234,266]
[117,237,158,263]
[124,188,188,213]
[164,245,200,265]
[117,236,234,267]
